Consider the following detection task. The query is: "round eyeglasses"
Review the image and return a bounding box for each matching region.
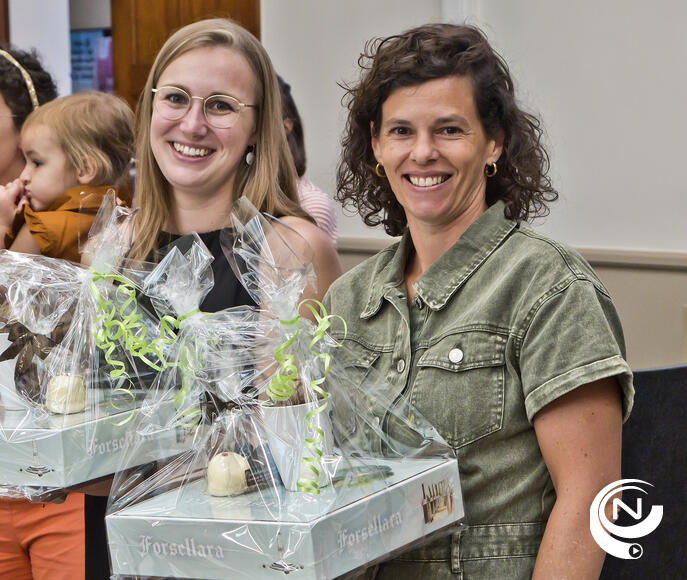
[152,86,257,129]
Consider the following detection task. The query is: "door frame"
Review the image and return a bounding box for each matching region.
[0,0,9,45]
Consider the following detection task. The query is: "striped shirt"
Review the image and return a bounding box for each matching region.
[297,177,338,244]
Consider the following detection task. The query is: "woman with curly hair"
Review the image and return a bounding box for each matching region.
[325,24,633,579]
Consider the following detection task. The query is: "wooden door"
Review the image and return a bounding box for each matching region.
[0,0,9,46]
[111,0,260,110]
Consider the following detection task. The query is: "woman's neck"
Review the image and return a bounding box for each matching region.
[166,189,234,235]
[404,200,487,298]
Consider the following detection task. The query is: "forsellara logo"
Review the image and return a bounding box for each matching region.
[590,479,663,559]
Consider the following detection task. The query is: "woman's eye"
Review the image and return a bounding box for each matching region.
[389,126,410,136]
[206,97,239,115]
[440,126,463,136]
[165,92,188,106]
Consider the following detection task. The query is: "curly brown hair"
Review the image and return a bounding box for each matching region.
[0,46,57,131]
[337,24,558,236]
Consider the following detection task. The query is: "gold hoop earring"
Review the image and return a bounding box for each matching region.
[374,163,386,178]
[485,162,498,178]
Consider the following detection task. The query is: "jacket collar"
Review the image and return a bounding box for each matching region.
[361,201,517,318]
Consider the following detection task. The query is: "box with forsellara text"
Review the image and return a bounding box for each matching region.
[106,456,462,580]
[0,388,191,489]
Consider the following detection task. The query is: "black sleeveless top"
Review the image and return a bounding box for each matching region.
[156,229,256,312]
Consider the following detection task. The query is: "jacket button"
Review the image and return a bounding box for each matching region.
[396,359,406,373]
[448,348,464,363]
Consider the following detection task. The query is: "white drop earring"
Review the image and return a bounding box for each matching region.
[245,146,255,166]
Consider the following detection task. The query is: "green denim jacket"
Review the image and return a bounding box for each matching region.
[324,202,634,579]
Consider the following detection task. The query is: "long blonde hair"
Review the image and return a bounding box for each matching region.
[130,18,306,260]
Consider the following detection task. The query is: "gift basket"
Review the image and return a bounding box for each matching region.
[106,199,463,580]
[0,197,189,496]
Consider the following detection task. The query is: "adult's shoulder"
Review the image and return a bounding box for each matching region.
[505,222,607,292]
[277,215,337,263]
[277,215,342,298]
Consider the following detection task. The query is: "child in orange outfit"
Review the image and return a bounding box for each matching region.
[0,91,133,258]
[0,90,134,580]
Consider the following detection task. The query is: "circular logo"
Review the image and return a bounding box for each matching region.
[590,479,663,559]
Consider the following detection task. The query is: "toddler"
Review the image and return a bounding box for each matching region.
[0,90,134,261]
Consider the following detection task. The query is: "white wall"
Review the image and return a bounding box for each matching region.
[468,0,687,253]
[264,0,687,252]
[8,0,71,96]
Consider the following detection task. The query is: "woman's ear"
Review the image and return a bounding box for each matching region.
[370,121,382,164]
[283,117,294,136]
[76,157,98,185]
[488,129,505,164]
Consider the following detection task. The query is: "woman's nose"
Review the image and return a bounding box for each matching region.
[179,99,208,135]
[410,132,439,164]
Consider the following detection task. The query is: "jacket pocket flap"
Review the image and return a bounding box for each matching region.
[418,329,506,372]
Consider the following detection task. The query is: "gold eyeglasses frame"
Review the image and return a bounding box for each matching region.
[151,85,257,128]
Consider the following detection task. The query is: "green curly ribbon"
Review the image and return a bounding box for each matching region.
[296,300,346,494]
[266,299,346,495]
[266,315,300,402]
[88,268,184,425]
[107,386,136,427]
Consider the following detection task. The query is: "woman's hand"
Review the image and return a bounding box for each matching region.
[0,179,28,250]
[532,377,623,579]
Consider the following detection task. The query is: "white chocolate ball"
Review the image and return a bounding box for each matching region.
[45,376,86,414]
[206,451,250,496]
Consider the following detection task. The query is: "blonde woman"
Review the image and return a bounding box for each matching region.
[128,19,340,309]
[84,19,342,578]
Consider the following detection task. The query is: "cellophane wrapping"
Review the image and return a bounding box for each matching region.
[106,199,464,580]
[0,198,176,499]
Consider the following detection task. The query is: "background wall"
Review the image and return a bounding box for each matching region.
[69,0,110,30]
[8,0,71,95]
[469,0,687,253]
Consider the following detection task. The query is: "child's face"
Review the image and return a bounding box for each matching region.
[19,124,80,211]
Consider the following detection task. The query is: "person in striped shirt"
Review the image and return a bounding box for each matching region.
[278,75,338,244]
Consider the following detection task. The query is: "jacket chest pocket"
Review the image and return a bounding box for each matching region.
[411,329,506,449]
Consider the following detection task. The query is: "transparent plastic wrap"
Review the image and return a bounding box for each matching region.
[104,233,277,507]
[0,197,182,497]
[105,199,464,579]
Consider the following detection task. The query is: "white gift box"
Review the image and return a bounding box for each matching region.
[0,389,190,488]
[107,456,462,580]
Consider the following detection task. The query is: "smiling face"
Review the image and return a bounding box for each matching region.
[371,75,502,233]
[19,124,80,211]
[150,46,257,203]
